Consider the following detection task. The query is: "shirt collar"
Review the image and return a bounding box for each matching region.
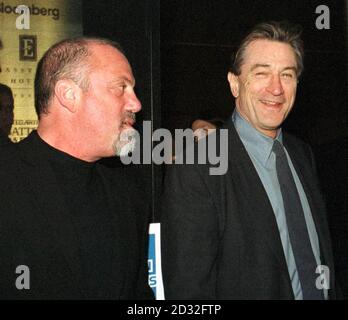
[232,109,283,167]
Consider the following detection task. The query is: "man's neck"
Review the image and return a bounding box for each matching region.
[37,125,99,163]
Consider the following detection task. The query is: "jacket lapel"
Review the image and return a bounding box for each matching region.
[226,120,292,279]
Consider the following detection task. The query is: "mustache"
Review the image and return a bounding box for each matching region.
[123,112,136,122]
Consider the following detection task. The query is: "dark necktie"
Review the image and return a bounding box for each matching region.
[273,140,324,300]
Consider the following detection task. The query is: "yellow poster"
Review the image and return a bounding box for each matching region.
[0,0,82,142]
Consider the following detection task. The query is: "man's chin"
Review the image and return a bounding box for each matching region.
[258,114,285,129]
[113,127,138,157]
[117,142,136,157]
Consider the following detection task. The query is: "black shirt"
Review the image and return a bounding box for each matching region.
[35,133,119,299]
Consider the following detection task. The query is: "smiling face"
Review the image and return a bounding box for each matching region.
[228,39,298,138]
[77,44,141,158]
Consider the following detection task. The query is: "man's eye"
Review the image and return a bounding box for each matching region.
[255,72,267,77]
[113,85,127,94]
[282,73,293,78]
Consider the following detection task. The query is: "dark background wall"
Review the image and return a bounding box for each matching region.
[82,0,348,296]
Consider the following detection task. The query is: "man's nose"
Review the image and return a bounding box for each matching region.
[125,91,142,113]
[266,74,284,96]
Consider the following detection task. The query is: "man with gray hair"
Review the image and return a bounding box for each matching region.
[0,37,153,299]
[161,21,338,299]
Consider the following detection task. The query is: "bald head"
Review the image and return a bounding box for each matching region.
[34,37,125,117]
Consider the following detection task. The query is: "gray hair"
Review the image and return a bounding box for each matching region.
[230,21,304,77]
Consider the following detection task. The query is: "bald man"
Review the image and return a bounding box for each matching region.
[0,37,153,299]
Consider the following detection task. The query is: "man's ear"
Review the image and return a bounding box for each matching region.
[54,79,79,113]
[227,72,240,98]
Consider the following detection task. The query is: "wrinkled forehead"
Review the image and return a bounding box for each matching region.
[243,39,297,70]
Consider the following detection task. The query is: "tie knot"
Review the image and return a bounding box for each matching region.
[272,140,286,157]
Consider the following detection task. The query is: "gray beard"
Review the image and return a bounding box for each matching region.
[113,127,138,157]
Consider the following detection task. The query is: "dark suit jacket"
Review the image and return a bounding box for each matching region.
[0,132,153,299]
[161,119,338,299]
